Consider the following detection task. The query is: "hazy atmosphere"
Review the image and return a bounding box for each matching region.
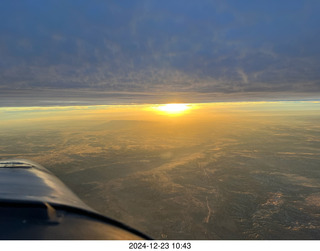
[1,0,320,240]
[1,102,320,239]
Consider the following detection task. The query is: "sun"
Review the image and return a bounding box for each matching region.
[152,103,192,116]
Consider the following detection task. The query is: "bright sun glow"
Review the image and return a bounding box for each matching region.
[153,103,192,115]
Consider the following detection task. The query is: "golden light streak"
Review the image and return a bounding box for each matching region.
[150,103,193,116]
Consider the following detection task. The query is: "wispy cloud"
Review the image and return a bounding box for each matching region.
[1,0,320,100]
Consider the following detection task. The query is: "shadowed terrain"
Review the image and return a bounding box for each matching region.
[0,102,319,239]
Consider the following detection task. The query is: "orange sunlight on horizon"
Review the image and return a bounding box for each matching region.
[148,103,195,116]
[1,101,319,128]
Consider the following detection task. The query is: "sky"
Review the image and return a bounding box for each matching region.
[1,0,320,104]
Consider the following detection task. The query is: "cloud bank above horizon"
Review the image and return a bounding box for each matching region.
[1,0,320,98]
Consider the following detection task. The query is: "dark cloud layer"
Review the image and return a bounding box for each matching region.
[1,0,320,97]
